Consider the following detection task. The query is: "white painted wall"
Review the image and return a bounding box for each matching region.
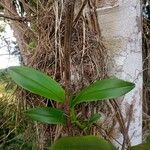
[97,0,142,148]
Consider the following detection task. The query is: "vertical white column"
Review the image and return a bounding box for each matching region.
[97,0,142,147]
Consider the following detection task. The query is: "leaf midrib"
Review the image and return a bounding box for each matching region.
[26,114,64,124]
[74,85,134,101]
[26,113,63,119]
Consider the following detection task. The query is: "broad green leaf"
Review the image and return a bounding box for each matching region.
[131,143,150,150]
[50,136,117,150]
[25,107,66,125]
[8,66,65,102]
[71,78,135,107]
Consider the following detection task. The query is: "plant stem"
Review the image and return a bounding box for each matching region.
[63,0,76,131]
[70,108,86,129]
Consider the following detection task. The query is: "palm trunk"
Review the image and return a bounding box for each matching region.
[97,0,142,149]
[1,0,142,149]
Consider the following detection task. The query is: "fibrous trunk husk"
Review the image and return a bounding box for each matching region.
[1,0,128,149]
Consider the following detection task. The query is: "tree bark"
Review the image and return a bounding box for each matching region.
[97,0,142,149]
[3,0,29,64]
[1,0,143,149]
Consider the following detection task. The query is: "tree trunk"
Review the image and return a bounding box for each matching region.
[1,0,142,149]
[97,0,142,148]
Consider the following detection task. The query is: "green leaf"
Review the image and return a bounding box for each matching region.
[8,66,65,102]
[71,78,135,107]
[131,143,150,150]
[50,136,117,150]
[25,107,66,125]
[88,113,101,125]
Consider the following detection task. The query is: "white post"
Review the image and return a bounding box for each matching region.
[97,0,142,148]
